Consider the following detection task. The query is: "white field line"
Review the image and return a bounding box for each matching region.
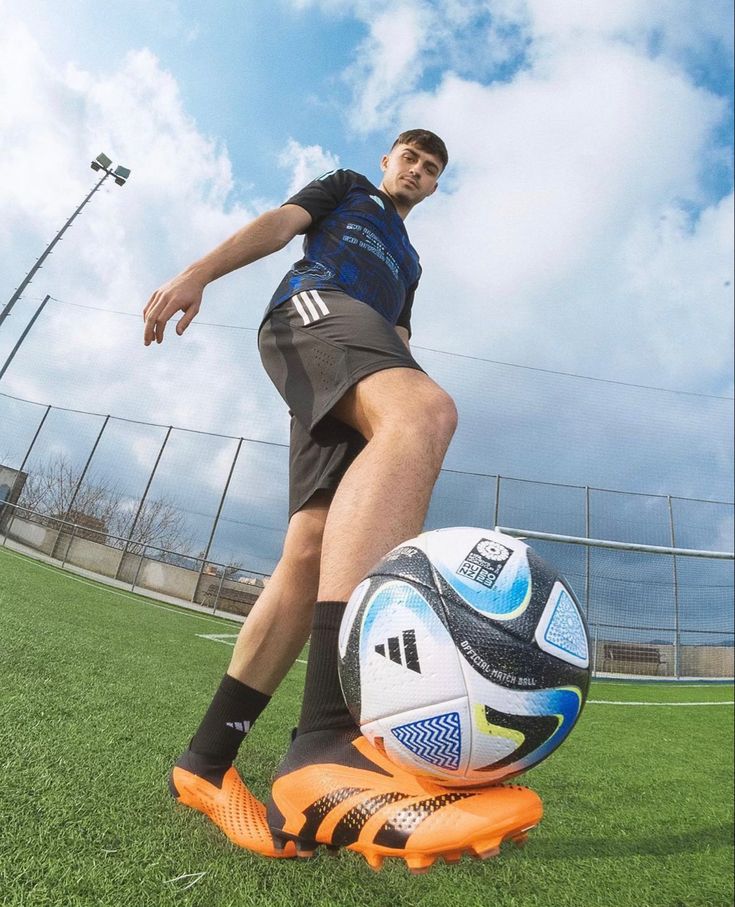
[588,700,734,706]
[196,633,308,664]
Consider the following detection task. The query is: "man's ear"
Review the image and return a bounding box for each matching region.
[380,154,390,172]
[429,181,439,196]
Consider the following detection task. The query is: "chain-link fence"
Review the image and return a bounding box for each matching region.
[1,389,733,678]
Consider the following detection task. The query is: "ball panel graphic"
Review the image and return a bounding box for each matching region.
[415,527,534,620]
[535,581,589,668]
[363,696,472,782]
[338,528,591,786]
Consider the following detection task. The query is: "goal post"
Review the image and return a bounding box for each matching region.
[496,526,734,681]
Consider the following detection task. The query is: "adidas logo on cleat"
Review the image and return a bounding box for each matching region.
[375,629,421,673]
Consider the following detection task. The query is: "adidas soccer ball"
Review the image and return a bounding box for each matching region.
[338,527,591,787]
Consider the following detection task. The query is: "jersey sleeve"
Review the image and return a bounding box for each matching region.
[396,280,418,337]
[282,169,354,226]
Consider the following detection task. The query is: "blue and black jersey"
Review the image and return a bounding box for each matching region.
[264,169,421,334]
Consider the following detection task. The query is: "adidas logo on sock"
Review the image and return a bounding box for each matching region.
[375,629,421,673]
[225,720,251,733]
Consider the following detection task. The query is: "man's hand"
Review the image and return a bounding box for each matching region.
[143,271,205,345]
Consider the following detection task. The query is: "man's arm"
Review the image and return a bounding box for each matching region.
[143,204,311,346]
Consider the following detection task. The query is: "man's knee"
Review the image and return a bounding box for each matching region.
[394,385,458,451]
[427,388,458,442]
[281,499,329,574]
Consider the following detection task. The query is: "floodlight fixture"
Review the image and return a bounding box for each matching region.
[91,152,113,172]
[113,165,131,186]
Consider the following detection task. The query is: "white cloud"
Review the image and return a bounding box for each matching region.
[278,139,340,197]
[344,2,430,131]
[0,18,280,440]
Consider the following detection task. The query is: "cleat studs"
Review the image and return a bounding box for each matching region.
[295,841,317,858]
[471,841,501,861]
[443,851,462,864]
[405,854,436,874]
[365,853,384,872]
[510,832,529,847]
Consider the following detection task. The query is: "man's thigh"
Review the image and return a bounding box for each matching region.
[330,365,454,441]
[258,290,423,438]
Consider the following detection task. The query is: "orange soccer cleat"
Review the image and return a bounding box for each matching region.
[169,762,297,858]
[266,728,543,872]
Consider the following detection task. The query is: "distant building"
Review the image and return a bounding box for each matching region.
[0,464,28,525]
[51,509,108,544]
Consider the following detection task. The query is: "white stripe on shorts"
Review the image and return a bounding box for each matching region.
[299,292,320,322]
[293,291,330,325]
[293,295,311,325]
[309,289,330,317]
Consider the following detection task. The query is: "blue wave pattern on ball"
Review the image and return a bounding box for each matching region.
[359,581,444,662]
[392,712,462,771]
[434,553,532,619]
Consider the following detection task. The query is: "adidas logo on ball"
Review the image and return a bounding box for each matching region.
[374,629,421,673]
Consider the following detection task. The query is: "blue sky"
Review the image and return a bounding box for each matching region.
[0,0,733,561]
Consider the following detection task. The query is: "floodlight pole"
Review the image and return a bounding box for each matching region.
[0,154,130,331]
[0,295,51,382]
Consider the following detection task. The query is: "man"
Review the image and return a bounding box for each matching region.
[143,130,541,870]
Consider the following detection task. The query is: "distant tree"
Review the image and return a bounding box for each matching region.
[17,454,194,559]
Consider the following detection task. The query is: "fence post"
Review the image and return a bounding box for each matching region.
[130,543,149,593]
[592,625,599,676]
[584,485,591,620]
[60,520,78,569]
[1,403,51,544]
[668,495,681,679]
[212,566,228,616]
[493,476,501,530]
[52,414,110,558]
[115,426,172,580]
[193,437,243,602]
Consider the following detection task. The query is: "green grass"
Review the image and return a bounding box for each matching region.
[0,544,733,907]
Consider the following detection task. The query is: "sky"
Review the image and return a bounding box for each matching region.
[0,0,733,567]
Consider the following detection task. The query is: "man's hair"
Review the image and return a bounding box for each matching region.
[391,129,448,172]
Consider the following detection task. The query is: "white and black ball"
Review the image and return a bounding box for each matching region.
[338,528,591,786]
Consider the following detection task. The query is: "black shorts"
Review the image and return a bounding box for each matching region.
[258,289,423,517]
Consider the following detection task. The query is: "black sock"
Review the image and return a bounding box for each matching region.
[182,674,270,785]
[297,600,354,735]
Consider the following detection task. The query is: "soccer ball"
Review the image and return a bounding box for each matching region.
[338,527,591,787]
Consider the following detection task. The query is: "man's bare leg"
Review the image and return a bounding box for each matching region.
[317,367,457,601]
[293,367,457,736]
[226,492,331,693]
[169,493,330,856]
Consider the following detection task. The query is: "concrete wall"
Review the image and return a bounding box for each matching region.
[593,639,733,678]
[5,516,58,555]
[61,533,123,577]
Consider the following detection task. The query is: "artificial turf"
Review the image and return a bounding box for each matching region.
[0,544,732,907]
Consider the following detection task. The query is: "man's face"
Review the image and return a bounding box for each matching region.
[379,142,442,212]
